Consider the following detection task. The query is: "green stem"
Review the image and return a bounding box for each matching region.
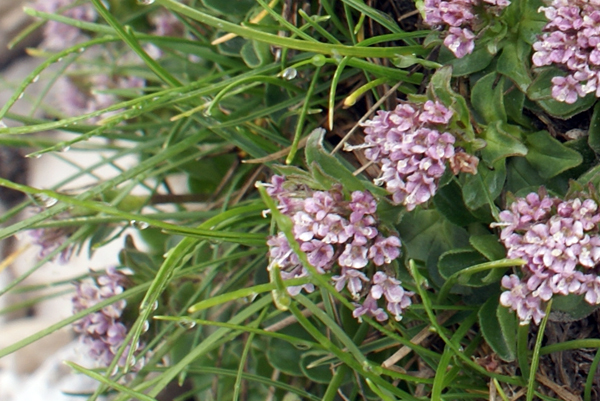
[286,65,322,164]
[517,323,530,381]
[584,348,600,401]
[437,258,526,303]
[526,301,552,401]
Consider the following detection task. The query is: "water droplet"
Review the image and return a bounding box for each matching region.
[281,67,297,80]
[56,57,63,62]
[77,47,85,53]
[17,93,24,100]
[0,120,7,128]
[30,193,58,208]
[311,54,326,67]
[152,96,159,101]
[134,221,150,230]
[331,50,342,63]
[32,75,40,83]
[58,143,70,152]
[152,300,159,311]
[142,320,150,333]
[137,0,155,4]
[26,153,42,159]
[180,319,197,329]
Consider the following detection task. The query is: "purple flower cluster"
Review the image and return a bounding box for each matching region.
[495,190,600,324]
[266,176,413,321]
[57,73,145,122]
[361,100,479,211]
[72,267,145,370]
[532,0,600,103]
[32,0,97,50]
[30,225,76,263]
[422,0,511,58]
[28,209,78,264]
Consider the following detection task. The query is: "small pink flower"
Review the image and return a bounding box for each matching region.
[444,27,475,58]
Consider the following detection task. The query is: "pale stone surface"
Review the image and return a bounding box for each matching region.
[0,318,72,374]
[0,340,107,401]
[0,2,187,399]
[0,1,133,397]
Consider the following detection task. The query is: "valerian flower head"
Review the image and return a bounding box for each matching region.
[28,209,79,264]
[421,0,511,58]
[72,267,145,370]
[532,0,600,103]
[264,175,411,321]
[32,0,97,50]
[362,100,478,211]
[495,191,600,324]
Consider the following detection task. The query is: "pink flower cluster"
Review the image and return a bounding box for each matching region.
[32,0,97,50]
[495,190,600,324]
[57,74,145,122]
[266,176,413,322]
[361,100,479,211]
[72,267,145,370]
[532,0,600,103]
[422,0,511,58]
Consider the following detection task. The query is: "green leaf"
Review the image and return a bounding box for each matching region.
[428,67,474,139]
[471,73,507,124]
[438,46,495,77]
[497,41,532,92]
[433,180,480,226]
[550,294,599,321]
[469,234,506,261]
[438,248,488,283]
[528,68,596,118]
[479,297,516,361]
[588,102,600,154]
[462,159,507,210]
[216,35,246,57]
[267,338,304,376]
[305,128,376,194]
[480,122,527,165]
[525,130,583,178]
[271,164,324,189]
[519,19,547,45]
[300,351,334,384]
[504,84,533,127]
[398,209,470,287]
[518,0,548,44]
[240,40,273,68]
[505,156,545,194]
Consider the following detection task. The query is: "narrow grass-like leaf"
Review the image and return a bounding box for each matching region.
[584,348,600,401]
[409,261,522,385]
[157,0,426,58]
[286,66,321,164]
[431,345,453,400]
[526,301,552,401]
[65,362,157,401]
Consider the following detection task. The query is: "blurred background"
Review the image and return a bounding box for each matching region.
[0,2,137,399]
